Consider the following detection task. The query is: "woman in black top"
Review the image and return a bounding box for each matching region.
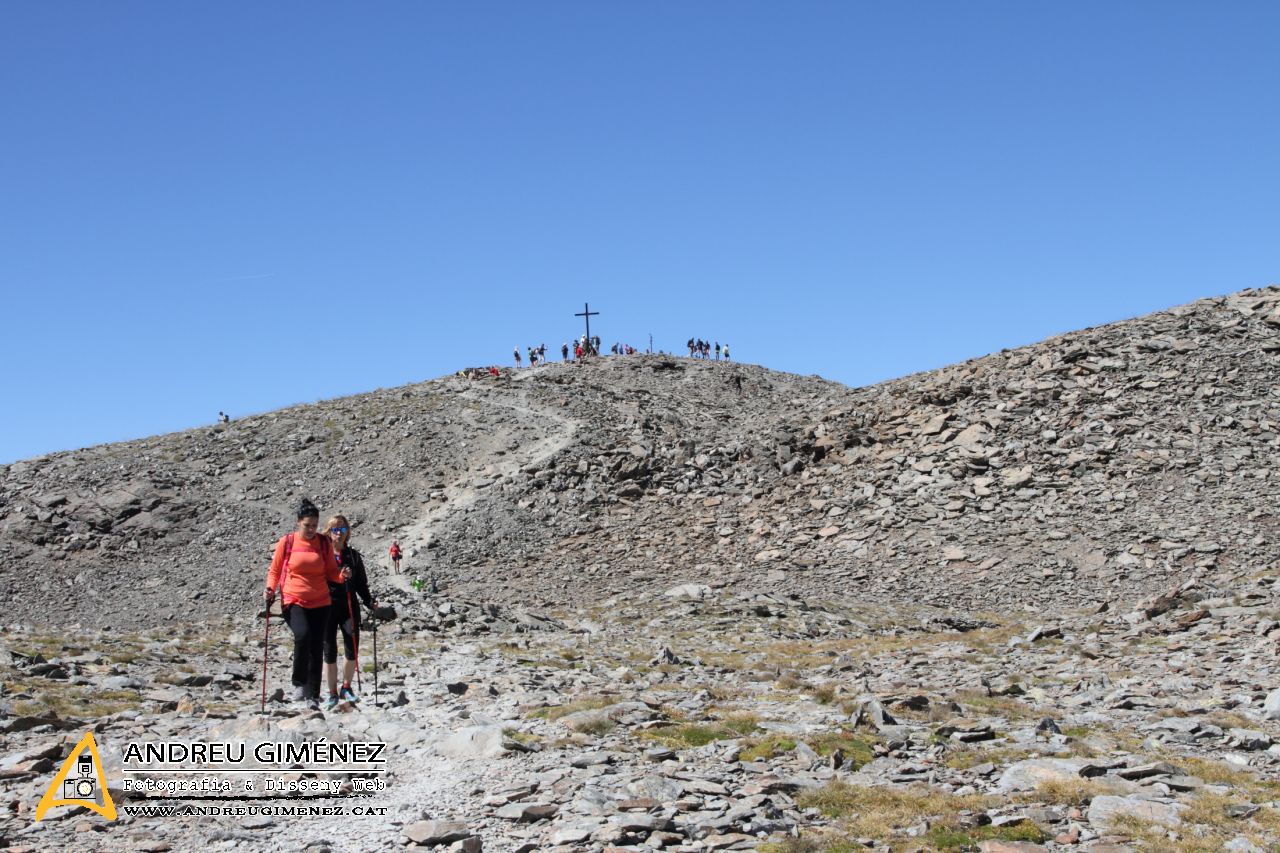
[321,514,377,709]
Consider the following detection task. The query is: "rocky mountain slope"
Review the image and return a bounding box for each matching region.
[7,286,1280,852]
[5,287,1280,629]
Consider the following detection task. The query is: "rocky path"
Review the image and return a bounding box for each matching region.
[386,385,579,590]
[7,565,1280,852]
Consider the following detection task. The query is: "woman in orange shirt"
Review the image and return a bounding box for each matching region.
[265,498,349,709]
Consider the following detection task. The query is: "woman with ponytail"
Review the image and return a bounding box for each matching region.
[264,499,349,709]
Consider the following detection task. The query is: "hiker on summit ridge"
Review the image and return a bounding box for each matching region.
[513,347,521,368]
[389,540,402,573]
[265,499,349,710]
[322,515,377,710]
[561,342,569,361]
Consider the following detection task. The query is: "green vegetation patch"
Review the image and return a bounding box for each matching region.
[527,695,616,721]
[640,713,761,748]
[741,728,876,768]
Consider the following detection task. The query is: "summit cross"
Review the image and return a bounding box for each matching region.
[574,302,599,341]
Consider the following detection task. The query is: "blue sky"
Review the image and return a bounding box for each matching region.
[3,2,1277,463]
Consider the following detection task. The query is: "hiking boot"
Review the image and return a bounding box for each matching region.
[324,694,340,711]
[306,697,321,712]
[339,685,359,704]
[292,685,308,702]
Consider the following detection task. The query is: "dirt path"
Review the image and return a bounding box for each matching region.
[383,386,578,593]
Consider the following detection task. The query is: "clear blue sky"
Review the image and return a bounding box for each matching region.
[3,2,1277,463]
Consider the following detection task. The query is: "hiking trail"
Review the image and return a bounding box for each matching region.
[385,384,578,593]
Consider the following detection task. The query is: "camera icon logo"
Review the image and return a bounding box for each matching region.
[62,754,97,800]
[36,731,117,822]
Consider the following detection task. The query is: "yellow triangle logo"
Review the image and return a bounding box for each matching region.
[35,731,117,821]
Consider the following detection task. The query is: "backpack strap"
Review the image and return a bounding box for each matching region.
[278,533,295,596]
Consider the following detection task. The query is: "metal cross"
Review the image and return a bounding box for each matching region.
[574,302,599,341]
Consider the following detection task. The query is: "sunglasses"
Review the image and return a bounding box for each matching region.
[328,527,349,535]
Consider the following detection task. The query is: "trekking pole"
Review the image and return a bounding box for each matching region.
[345,581,361,694]
[260,592,277,714]
[371,611,379,707]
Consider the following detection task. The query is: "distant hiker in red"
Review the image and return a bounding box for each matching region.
[265,498,349,710]
[389,540,402,573]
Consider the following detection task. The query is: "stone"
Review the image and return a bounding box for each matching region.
[626,775,685,803]
[1087,795,1184,831]
[1263,688,1280,721]
[405,820,471,845]
[995,759,1088,793]
[494,802,557,822]
[977,842,1049,853]
[663,584,712,601]
[1230,728,1273,750]
[1223,838,1265,853]
[438,725,507,759]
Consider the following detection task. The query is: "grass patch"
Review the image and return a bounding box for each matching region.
[796,781,998,842]
[1107,807,1280,853]
[741,734,797,762]
[953,689,1039,720]
[527,696,615,721]
[758,840,862,853]
[501,728,542,746]
[574,718,615,737]
[1020,776,1128,807]
[1174,757,1280,802]
[943,745,1031,770]
[808,684,837,705]
[1201,709,1257,730]
[741,729,876,768]
[925,822,1047,849]
[14,687,140,718]
[641,714,761,748]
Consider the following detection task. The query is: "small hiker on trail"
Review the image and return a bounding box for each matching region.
[218,411,231,424]
[513,347,521,368]
[322,515,377,710]
[539,343,547,363]
[715,342,721,360]
[723,343,730,361]
[264,499,349,710]
[389,540,402,573]
[561,342,569,361]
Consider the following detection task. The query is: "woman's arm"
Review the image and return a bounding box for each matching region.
[351,550,375,607]
[265,537,286,595]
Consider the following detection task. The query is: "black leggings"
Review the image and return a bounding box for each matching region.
[286,604,330,698]
[323,607,360,664]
